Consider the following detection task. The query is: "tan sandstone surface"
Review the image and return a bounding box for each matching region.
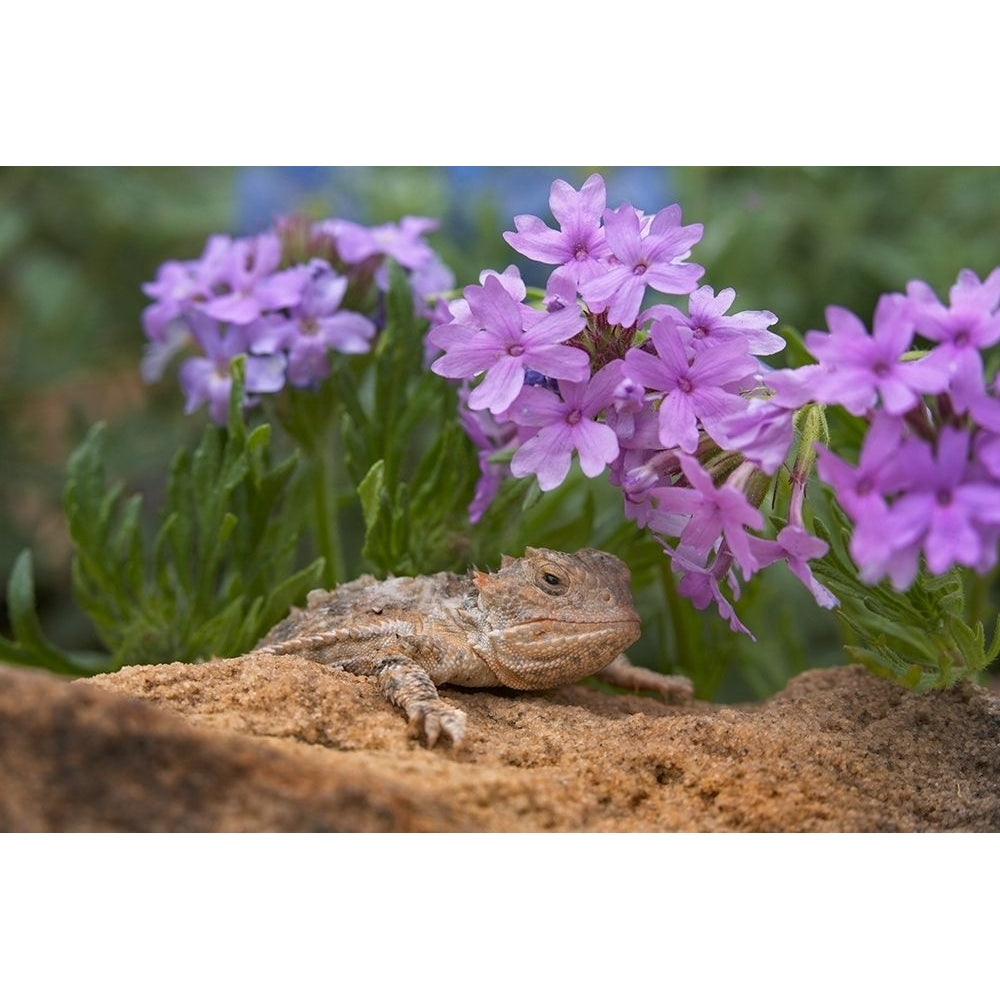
[1,655,997,832]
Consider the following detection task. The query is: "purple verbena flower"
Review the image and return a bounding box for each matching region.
[428,273,589,413]
[579,203,704,327]
[668,544,754,638]
[882,426,1000,581]
[764,364,825,410]
[503,174,609,287]
[814,412,904,524]
[905,267,1000,417]
[648,455,764,575]
[457,387,521,523]
[607,397,667,457]
[200,234,309,326]
[714,397,796,475]
[643,286,784,356]
[440,266,529,329]
[748,527,837,608]
[324,215,440,271]
[141,322,194,383]
[253,261,376,388]
[622,316,760,452]
[606,372,646,440]
[906,266,1000,365]
[507,362,623,491]
[975,429,1000,479]
[409,254,456,320]
[178,314,285,425]
[608,401,687,531]
[543,272,580,314]
[619,449,674,498]
[804,295,949,415]
[141,234,233,342]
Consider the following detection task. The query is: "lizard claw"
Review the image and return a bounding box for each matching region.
[406,700,467,748]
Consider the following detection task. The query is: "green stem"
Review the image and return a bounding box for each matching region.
[278,384,346,587]
[965,567,992,630]
[310,450,344,587]
[659,558,694,679]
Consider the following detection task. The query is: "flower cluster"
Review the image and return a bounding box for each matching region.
[779,267,1000,589]
[428,174,833,635]
[142,215,453,423]
[143,172,1000,638]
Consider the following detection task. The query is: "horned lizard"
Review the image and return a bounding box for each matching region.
[254,546,692,747]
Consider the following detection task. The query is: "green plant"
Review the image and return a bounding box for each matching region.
[1,360,322,673]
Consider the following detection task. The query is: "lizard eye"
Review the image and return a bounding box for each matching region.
[538,570,568,595]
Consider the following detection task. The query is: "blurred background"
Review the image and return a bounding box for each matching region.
[3,166,999,690]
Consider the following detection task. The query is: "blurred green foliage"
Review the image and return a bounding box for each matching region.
[0,168,236,649]
[673,166,1000,335]
[1,361,324,673]
[2,166,999,698]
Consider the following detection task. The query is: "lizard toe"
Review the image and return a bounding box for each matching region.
[406,700,467,748]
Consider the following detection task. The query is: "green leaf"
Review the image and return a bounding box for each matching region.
[358,459,386,536]
[42,361,318,668]
[254,556,326,642]
[390,481,411,568]
[812,503,995,690]
[1,550,107,675]
[114,493,145,599]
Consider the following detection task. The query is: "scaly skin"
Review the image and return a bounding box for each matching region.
[255,547,691,746]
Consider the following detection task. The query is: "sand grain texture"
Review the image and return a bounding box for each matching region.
[1,657,997,831]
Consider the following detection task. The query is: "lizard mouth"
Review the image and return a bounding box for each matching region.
[517,613,641,640]
[521,610,641,626]
[478,617,642,690]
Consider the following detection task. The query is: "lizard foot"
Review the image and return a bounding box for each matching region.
[595,656,695,703]
[376,657,467,748]
[633,671,694,702]
[405,700,467,748]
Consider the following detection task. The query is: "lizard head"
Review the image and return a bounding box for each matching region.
[470,547,642,690]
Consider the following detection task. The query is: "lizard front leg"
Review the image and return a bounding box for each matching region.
[594,655,694,702]
[376,656,467,748]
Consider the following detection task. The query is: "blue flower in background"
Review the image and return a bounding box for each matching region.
[235,167,674,252]
[444,166,672,220]
[235,167,337,233]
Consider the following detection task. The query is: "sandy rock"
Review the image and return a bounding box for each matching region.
[1,655,998,831]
